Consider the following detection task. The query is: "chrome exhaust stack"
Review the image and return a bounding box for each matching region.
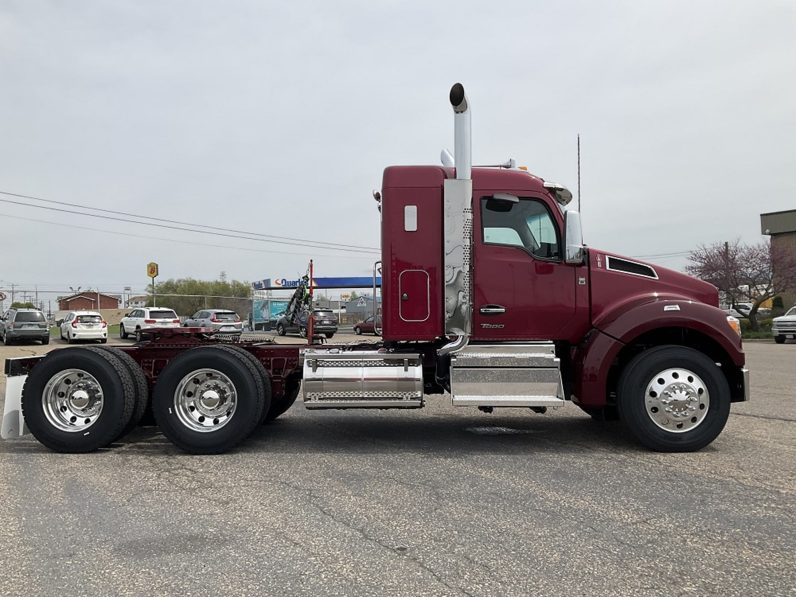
[441,83,473,354]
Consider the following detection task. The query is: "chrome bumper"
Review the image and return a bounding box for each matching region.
[742,367,750,402]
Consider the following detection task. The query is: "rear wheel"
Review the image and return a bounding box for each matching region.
[2,331,10,345]
[774,335,785,344]
[299,327,307,338]
[276,324,286,336]
[325,332,334,339]
[219,345,272,424]
[21,348,136,452]
[617,345,730,452]
[84,346,150,438]
[135,329,142,342]
[354,327,361,335]
[152,346,267,454]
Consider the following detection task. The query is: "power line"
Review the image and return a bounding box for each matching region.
[0,195,379,255]
[2,213,375,261]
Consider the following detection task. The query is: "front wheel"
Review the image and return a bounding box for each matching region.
[617,345,731,452]
[774,335,785,344]
[354,327,361,335]
[276,324,285,337]
[119,324,128,339]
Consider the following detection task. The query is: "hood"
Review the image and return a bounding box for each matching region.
[589,250,719,323]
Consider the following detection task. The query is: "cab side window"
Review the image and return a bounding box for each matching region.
[481,197,561,260]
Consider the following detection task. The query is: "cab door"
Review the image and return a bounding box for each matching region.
[472,193,577,341]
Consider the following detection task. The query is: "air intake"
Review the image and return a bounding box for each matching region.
[606,256,658,279]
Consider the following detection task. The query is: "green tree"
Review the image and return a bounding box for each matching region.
[148,277,252,316]
[10,301,36,309]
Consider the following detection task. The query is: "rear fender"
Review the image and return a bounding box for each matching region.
[573,299,744,407]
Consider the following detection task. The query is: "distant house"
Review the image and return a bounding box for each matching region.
[128,295,149,308]
[57,292,120,311]
[344,295,381,318]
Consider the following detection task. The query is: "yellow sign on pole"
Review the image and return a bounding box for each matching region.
[147,262,159,278]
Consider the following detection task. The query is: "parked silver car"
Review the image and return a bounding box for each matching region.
[0,308,50,345]
[183,309,243,335]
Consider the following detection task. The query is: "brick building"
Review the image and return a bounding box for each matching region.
[761,209,796,309]
[58,292,120,311]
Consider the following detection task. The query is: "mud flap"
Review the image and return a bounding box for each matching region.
[1,375,29,439]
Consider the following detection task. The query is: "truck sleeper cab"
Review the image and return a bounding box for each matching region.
[1,83,748,455]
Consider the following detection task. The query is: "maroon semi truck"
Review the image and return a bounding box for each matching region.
[1,84,748,454]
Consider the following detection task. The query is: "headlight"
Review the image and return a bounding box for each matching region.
[726,316,741,337]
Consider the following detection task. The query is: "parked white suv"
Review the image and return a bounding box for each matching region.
[772,306,796,344]
[120,307,181,341]
[60,311,108,343]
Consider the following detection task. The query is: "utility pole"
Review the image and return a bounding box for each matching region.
[11,283,15,304]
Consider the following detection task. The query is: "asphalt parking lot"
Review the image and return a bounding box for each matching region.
[0,338,793,596]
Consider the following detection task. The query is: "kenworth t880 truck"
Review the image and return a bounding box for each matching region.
[2,84,749,454]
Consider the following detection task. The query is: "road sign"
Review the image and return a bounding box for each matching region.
[0,291,6,301]
[147,262,159,278]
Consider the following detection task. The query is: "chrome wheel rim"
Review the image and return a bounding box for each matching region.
[645,368,710,433]
[173,368,237,433]
[42,368,104,432]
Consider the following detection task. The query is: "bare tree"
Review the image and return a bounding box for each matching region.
[686,239,796,330]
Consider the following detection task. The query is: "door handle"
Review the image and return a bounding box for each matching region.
[479,305,506,315]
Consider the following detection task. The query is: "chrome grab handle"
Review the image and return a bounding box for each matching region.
[479,305,506,315]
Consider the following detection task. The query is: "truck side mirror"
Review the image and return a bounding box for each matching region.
[564,210,585,265]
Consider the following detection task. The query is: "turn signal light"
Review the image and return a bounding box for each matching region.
[726,316,741,338]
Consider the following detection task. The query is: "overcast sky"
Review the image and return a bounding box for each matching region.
[1,0,794,300]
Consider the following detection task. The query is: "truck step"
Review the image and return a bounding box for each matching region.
[302,349,424,409]
[449,343,565,408]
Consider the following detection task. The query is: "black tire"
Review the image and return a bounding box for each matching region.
[222,345,273,423]
[119,324,128,339]
[325,332,334,339]
[135,329,142,342]
[21,348,136,452]
[354,327,361,335]
[276,324,286,337]
[84,346,150,438]
[266,377,300,422]
[774,335,785,344]
[60,329,65,341]
[100,338,107,344]
[2,331,10,345]
[152,345,268,454]
[617,345,731,452]
[42,336,50,345]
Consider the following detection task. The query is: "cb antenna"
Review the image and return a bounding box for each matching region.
[577,133,581,213]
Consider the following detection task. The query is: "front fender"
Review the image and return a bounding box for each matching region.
[573,299,744,407]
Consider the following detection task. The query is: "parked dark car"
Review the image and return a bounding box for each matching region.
[276,309,337,338]
[0,308,50,345]
[353,315,382,335]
